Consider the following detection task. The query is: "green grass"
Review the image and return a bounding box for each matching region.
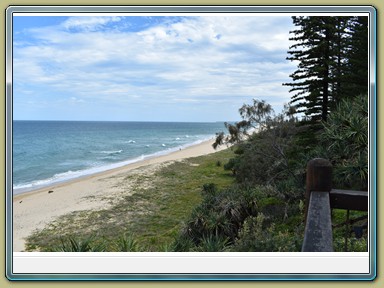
[25,148,235,252]
[331,209,368,252]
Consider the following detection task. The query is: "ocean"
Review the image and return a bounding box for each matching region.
[12,120,226,194]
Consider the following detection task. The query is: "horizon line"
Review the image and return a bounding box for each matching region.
[12,119,236,123]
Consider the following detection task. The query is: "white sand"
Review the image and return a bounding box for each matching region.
[12,139,228,252]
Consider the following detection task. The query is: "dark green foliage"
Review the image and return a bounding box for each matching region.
[115,234,141,252]
[331,209,368,252]
[333,237,368,252]
[172,182,305,252]
[284,16,368,122]
[172,185,260,251]
[223,109,305,201]
[231,213,304,252]
[202,183,218,195]
[223,157,239,175]
[284,16,339,121]
[44,234,143,252]
[321,94,368,190]
[171,234,196,252]
[343,17,369,98]
[214,100,304,194]
[195,235,231,252]
[55,235,106,252]
[233,121,299,187]
[177,91,369,252]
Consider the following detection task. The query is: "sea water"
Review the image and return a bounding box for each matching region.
[12,121,226,194]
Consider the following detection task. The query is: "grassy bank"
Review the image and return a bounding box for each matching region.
[25,148,235,252]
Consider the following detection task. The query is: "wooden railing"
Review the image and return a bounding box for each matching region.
[302,158,368,252]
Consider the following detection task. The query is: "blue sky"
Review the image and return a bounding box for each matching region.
[13,15,296,122]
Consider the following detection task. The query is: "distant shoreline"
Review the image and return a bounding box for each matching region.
[12,138,229,252]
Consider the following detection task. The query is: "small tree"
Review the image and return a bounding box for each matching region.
[212,99,274,149]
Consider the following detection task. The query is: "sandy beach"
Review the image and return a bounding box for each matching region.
[12,138,228,252]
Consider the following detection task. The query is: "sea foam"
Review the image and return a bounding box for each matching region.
[12,137,213,195]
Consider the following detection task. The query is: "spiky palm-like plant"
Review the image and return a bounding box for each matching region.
[56,235,106,252]
[115,234,140,252]
[322,94,368,190]
[195,234,230,252]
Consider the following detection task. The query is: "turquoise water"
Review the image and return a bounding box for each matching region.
[12,121,225,194]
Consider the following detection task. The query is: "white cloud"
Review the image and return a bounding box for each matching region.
[69,97,85,103]
[13,15,296,121]
[61,16,122,31]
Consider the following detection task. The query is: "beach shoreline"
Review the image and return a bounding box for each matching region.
[12,138,229,252]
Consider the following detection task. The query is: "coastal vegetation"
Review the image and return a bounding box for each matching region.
[170,15,368,252]
[172,93,368,252]
[25,16,368,252]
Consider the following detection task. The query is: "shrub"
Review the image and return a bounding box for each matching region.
[194,235,231,252]
[114,234,141,252]
[171,184,305,252]
[54,235,106,252]
[322,94,368,190]
[231,213,303,252]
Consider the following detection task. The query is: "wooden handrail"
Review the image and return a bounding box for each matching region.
[302,158,368,252]
[330,189,368,211]
[302,191,333,252]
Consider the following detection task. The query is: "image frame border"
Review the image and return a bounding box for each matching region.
[5,4,377,281]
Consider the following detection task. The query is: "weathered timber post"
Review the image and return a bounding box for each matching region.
[305,158,333,221]
[302,158,333,252]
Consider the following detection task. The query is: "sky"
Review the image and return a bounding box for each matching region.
[12,14,296,122]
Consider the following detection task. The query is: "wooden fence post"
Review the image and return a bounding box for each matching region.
[302,158,333,252]
[305,158,333,220]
